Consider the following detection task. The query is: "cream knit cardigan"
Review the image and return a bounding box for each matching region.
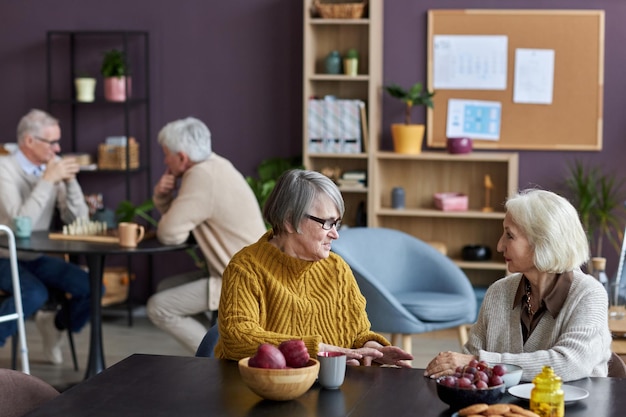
[465,269,612,382]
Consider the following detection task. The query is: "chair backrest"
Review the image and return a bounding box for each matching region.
[608,351,626,378]
[195,322,219,358]
[331,227,476,334]
[0,368,59,417]
[0,225,29,374]
[334,227,474,295]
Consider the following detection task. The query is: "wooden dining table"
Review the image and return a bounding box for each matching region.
[0,231,193,380]
[23,353,626,417]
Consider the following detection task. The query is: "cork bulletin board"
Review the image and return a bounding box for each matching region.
[426,9,605,151]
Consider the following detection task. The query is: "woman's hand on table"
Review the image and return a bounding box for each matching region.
[318,342,413,368]
[363,341,414,368]
[424,351,476,379]
[318,342,383,366]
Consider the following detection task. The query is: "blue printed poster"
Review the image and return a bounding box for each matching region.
[446,99,502,141]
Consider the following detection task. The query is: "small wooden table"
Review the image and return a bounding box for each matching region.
[0,231,193,379]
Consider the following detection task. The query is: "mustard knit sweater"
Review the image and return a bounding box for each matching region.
[215,231,389,360]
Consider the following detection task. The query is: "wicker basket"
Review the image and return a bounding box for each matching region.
[98,138,139,170]
[314,0,366,19]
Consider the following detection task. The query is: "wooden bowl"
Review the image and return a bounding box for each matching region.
[238,357,320,401]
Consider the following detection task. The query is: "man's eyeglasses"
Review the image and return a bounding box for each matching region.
[32,136,61,147]
[306,214,341,230]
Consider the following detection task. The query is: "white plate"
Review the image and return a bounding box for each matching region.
[508,383,589,405]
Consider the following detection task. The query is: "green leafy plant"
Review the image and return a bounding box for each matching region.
[115,199,206,271]
[563,160,626,257]
[384,82,435,125]
[246,156,303,215]
[101,49,128,78]
[345,48,359,59]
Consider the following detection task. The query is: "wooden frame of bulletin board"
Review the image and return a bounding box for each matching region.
[426,9,605,151]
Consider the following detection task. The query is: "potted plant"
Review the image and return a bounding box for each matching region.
[74,71,96,102]
[384,82,435,154]
[563,159,626,261]
[343,48,359,76]
[101,49,131,102]
[245,156,303,225]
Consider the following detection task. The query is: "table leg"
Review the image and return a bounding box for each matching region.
[84,254,106,379]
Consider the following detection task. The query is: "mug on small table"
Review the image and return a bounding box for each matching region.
[118,222,145,248]
[12,216,32,238]
[317,352,347,390]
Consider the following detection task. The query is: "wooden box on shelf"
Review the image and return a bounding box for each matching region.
[313,0,366,19]
[97,139,139,170]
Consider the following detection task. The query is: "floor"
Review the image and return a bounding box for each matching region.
[0,306,462,392]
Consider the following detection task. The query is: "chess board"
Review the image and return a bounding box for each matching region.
[48,232,119,244]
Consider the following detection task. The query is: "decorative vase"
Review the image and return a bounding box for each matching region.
[325,51,342,74]
[391,124,425,154]
[104,76,131,102]
[75,77,96,102]
[343,58,358,76]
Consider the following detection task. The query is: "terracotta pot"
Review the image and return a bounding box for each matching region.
[104,76,131,102]
[391,124,425,154]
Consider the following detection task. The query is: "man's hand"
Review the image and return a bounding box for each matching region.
[42,157,80,183]
[154,169,176,197]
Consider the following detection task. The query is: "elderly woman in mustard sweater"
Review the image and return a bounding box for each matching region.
[214,169,413,367]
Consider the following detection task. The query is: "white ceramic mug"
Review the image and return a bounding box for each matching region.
[118,222,145,248]
[317,352,346,390]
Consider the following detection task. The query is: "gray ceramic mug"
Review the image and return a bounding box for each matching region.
[317,352,347,390]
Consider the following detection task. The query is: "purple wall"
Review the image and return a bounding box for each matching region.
[384,0,626,277]
[1,0,625,299]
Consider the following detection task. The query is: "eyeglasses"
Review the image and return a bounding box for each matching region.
[32,136,61,147]
[306,214,342,230]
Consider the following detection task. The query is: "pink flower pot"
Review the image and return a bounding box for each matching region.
[104,76,131,102]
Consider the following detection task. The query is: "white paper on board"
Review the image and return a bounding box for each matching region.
[433,35,508,90]
[513,48,555,104]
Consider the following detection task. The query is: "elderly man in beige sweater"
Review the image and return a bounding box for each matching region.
[146,117,265,354]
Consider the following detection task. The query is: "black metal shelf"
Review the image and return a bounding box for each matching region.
[46,30,151,203]
[46,30,152,327]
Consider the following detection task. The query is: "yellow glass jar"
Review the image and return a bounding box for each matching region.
[530,366,564,417]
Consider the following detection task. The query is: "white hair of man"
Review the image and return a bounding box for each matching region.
[16,109,59,144]
[157,117,212,163]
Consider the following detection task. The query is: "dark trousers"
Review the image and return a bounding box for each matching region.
[0,255,91,346]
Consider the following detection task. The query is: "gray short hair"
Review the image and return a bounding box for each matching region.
[263,169,345,235]
[16,109,59,144]
[505,189,590,272]
[157,117,212,162]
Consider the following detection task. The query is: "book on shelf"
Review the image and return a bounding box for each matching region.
[342,170,367,181]
[359,103,369,152]
[337,178,366,189]
[307,98,365,154]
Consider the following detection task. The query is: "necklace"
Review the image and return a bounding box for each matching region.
[525,281,534,316]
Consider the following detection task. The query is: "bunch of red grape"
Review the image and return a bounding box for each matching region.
[438,359,507,390]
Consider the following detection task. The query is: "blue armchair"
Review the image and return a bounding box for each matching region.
[331,227,476,354]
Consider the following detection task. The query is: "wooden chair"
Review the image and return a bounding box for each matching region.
[608,351,626,378]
